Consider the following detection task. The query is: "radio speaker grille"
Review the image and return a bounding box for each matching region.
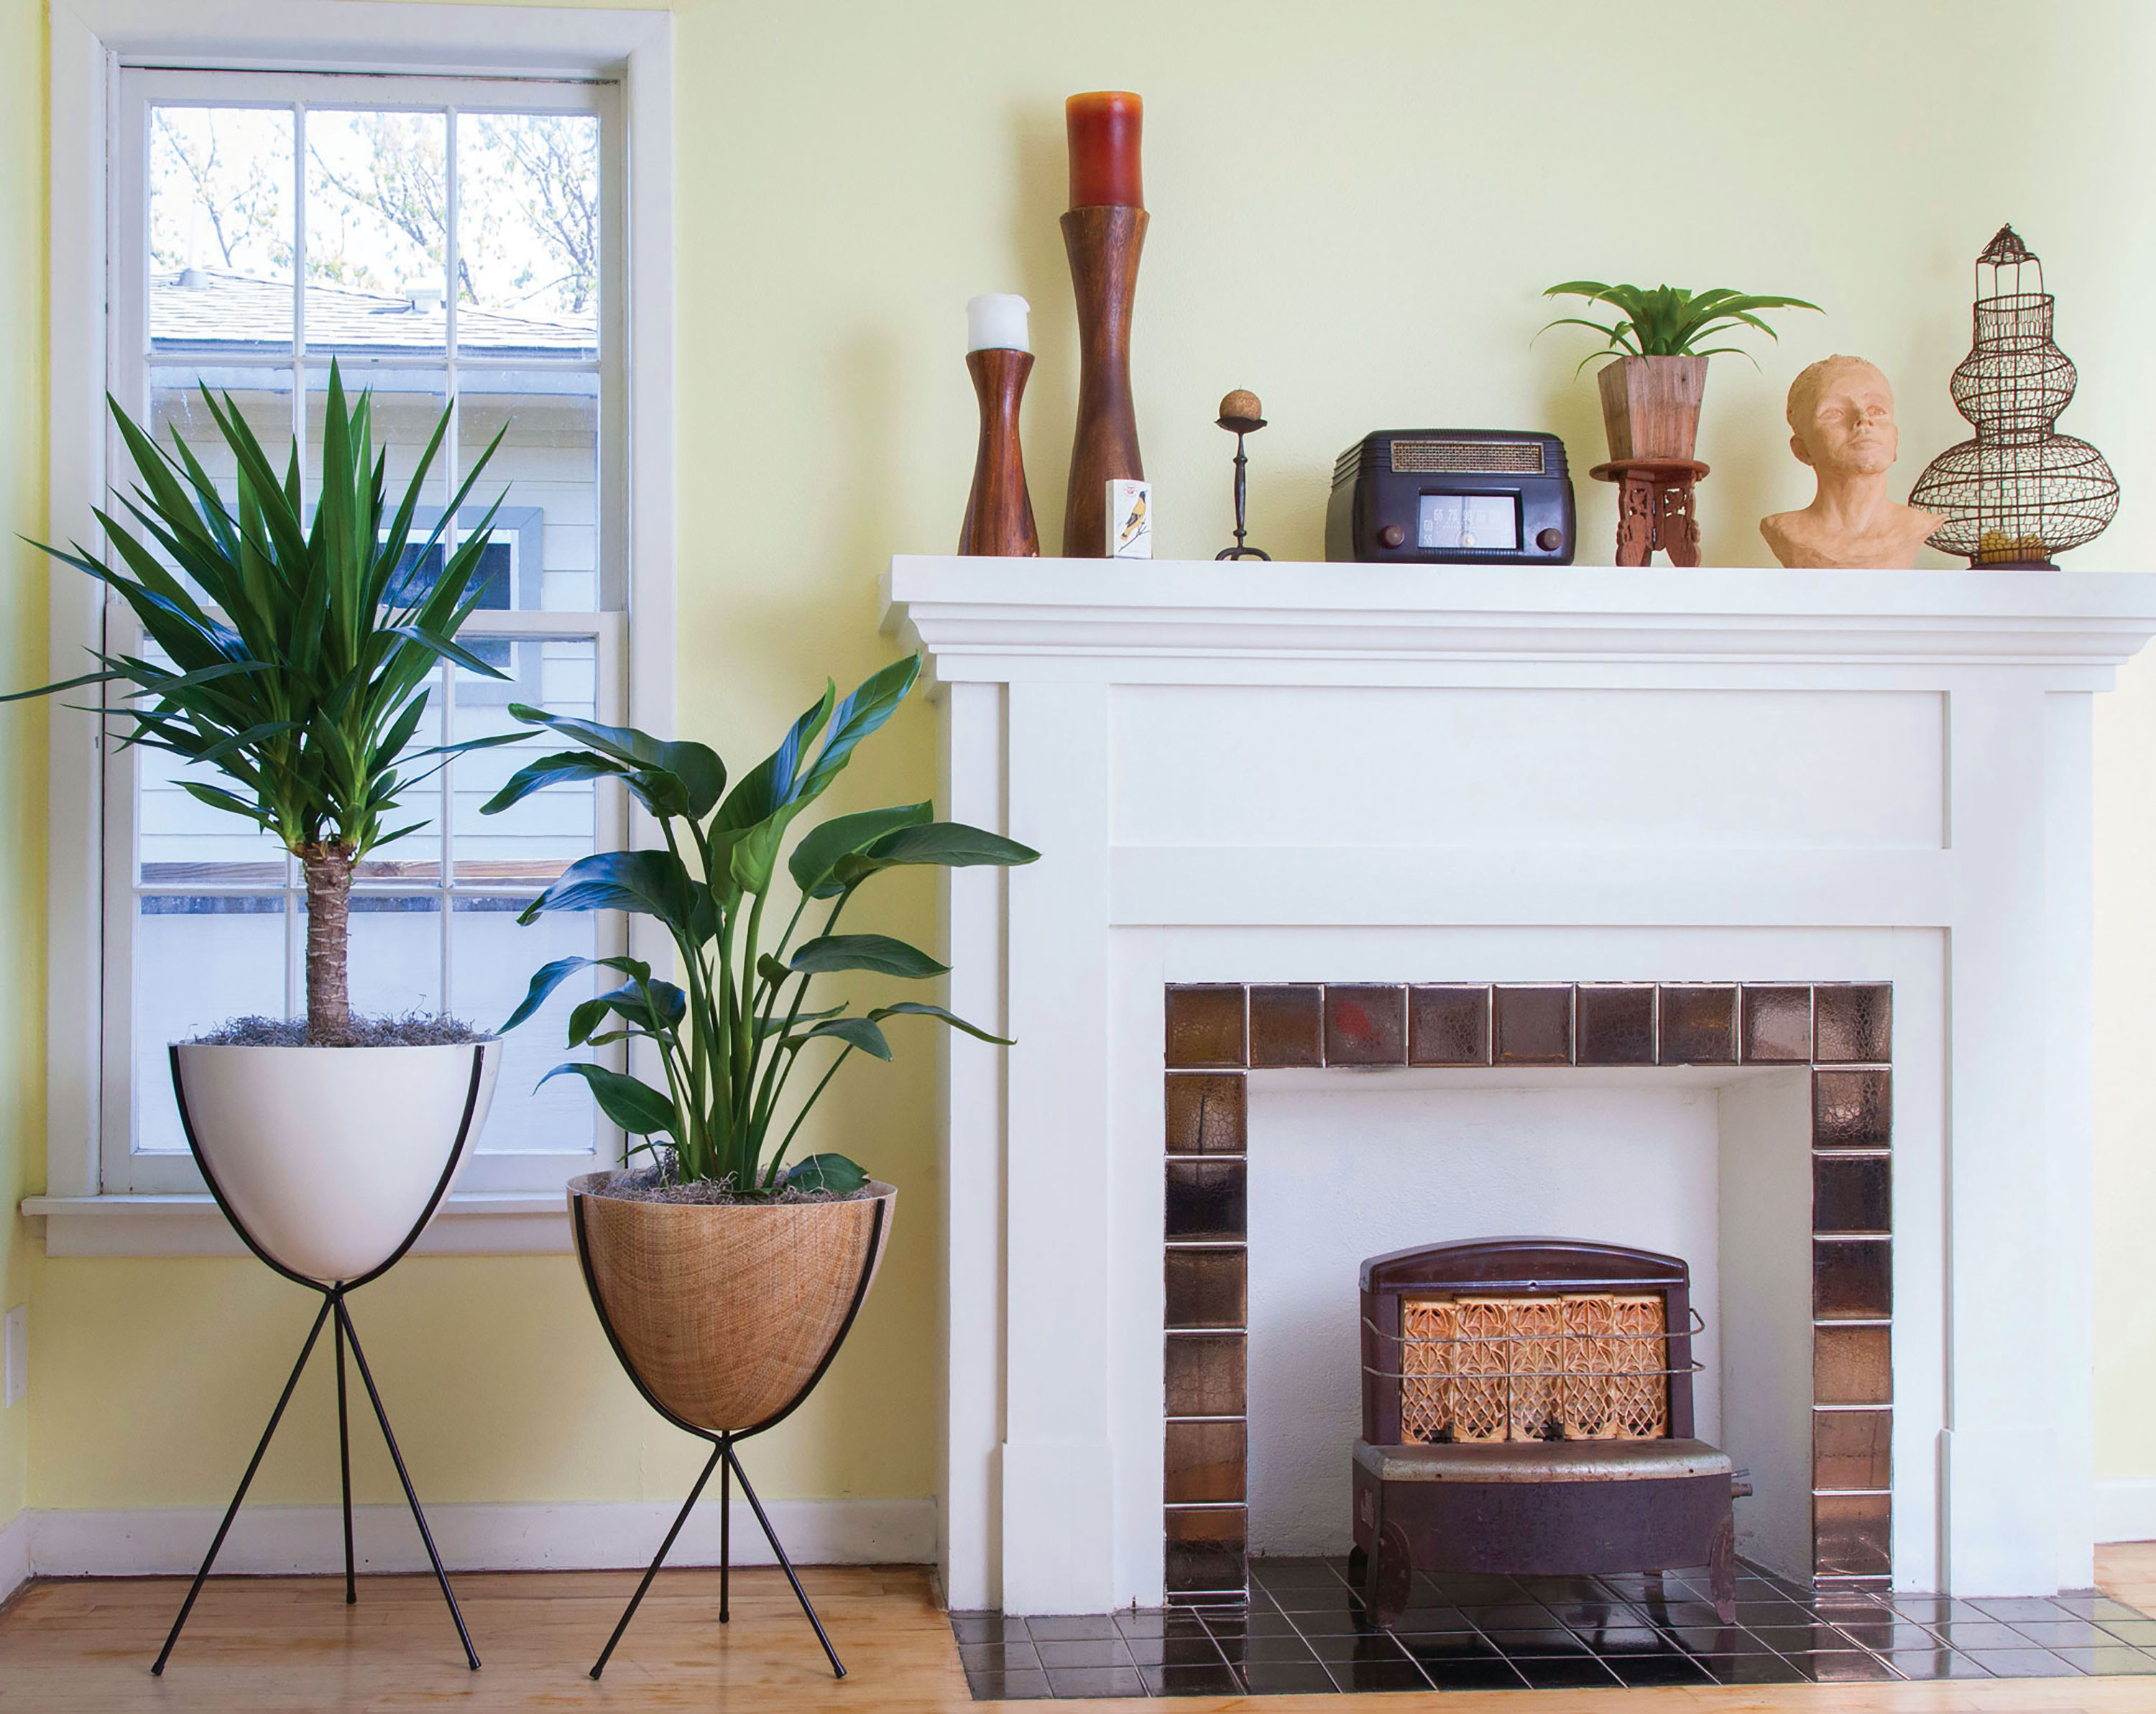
[1392,439,1545,476]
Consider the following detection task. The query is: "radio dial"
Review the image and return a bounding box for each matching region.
[1537,527,1564,552]
[1378,524,1406,548]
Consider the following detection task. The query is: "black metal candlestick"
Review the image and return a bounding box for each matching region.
[1215,389,1270,561]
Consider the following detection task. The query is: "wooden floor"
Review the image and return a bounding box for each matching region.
[1,1547,2153,1710]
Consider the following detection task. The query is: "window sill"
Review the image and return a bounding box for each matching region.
[19,1193,572,1258]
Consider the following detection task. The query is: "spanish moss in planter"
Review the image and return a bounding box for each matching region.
[8,363,519,1672]
[488,653,1038,1677]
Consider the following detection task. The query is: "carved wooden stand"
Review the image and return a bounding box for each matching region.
[1590,459,1709,567]
[1061,204,1147,558]
[959,348,1040,557]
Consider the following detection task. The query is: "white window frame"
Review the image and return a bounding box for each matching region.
[32,1,673,1253]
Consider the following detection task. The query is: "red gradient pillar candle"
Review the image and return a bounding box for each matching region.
[1066,91,1144,209]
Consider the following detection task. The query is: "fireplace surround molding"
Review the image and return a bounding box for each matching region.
[880,557,2156,1618]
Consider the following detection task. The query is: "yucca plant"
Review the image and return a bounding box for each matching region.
[9,362,511,1037]
[489,653,1037,1196]
[1540,281,1822,371]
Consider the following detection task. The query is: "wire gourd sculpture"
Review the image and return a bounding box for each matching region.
[1910,225,2118,568]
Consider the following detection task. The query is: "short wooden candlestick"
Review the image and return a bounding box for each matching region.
[1589,458,1710,567]
[1061,204,1148,558]
[959,348,1040,557]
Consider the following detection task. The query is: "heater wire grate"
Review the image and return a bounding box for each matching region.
[1368,1294,1702,1444]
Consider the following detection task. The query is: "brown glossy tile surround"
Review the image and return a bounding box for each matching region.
[1161,981,1893,1601]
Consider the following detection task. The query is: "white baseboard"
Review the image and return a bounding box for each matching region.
[0,1508,28,1604]
[24,1496,934,1579]
[2096,1478,2156,1545]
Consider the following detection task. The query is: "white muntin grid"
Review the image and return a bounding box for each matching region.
[102,68,630,1189]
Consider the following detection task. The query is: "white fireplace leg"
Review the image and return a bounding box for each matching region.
[999,681,1118,1613]
[940,681,1009,1613]
[1940,686,2078,1595]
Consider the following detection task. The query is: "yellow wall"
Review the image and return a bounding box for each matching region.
[0,0,46,1539]
[9,0,2156,1524]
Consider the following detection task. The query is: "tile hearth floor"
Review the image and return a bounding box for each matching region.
[953,1557,2156,1699]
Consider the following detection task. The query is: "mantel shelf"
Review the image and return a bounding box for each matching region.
[880,556,2156,684]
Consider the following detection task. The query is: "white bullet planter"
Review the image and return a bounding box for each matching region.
[171,1040,502,1286]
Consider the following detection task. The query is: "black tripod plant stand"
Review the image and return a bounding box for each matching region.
[589,1432,845,1680]
[153,1043,491,1675]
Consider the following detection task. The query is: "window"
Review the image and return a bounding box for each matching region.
[99,67,635,1194]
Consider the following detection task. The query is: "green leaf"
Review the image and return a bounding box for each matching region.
[569,980,686,1046]
[502,705,729,819]
[756,952,793,988]
[785,1153,867,1194]
[755,1003,844,1040]
[789,933,949,979]
[786,1016,893,1059]
[791,655,920,806]
[499,953,652,1031]
[520,849,696,933]
[1539,280,1818,358]
[787,801,932,898]
[831,821,1040,888]
[537,1061,678,1136]
[480,750,631,816]
[867,1000,1015,1045]
[711,656,921,897]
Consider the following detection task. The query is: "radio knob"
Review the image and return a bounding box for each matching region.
[1537,527,1565,553]
[1378,524,1406,549]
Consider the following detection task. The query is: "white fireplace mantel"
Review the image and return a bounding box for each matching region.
[880,557,2156,1617]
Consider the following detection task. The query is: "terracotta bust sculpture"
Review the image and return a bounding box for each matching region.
[1760,356,1942,568]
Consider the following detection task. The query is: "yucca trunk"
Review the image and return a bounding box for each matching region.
[299,844,356,1038]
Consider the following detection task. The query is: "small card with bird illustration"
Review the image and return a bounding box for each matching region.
[1109,479,1151,558]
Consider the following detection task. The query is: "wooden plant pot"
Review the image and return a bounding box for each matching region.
[1597,355,1709,463]
[570,1175,895,1435]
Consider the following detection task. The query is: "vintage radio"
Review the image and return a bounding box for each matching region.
[1326,430,1575,564]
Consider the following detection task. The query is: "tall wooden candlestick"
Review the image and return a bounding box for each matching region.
[959,348,1040,556]
[1061,203,1148,558]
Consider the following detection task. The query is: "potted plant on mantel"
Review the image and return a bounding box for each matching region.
[12,366,513,1286]
[485,653,1036,1678]
[1541,280,1823,461]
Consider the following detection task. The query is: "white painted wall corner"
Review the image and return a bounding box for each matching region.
[0,1509,28,1608]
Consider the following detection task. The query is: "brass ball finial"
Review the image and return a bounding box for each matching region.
[1217,389,1266,431]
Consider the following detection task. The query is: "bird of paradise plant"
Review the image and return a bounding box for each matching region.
[488,653,1038,1195]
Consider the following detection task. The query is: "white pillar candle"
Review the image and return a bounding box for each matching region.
[967,292,1031,354]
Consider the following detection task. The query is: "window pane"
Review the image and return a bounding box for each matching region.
[305,110,450,356]
[150,106,295,350]
[451,640,598,885]
[343,893,443,1017]
[137,745,290,888]
[457,112,600,360]
[459,374,599,612]
[451,898,599,1154]
[134,895,287,1153]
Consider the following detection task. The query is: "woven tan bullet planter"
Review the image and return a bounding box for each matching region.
[568,1174,895,1680]
[569,1174,895,1434]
